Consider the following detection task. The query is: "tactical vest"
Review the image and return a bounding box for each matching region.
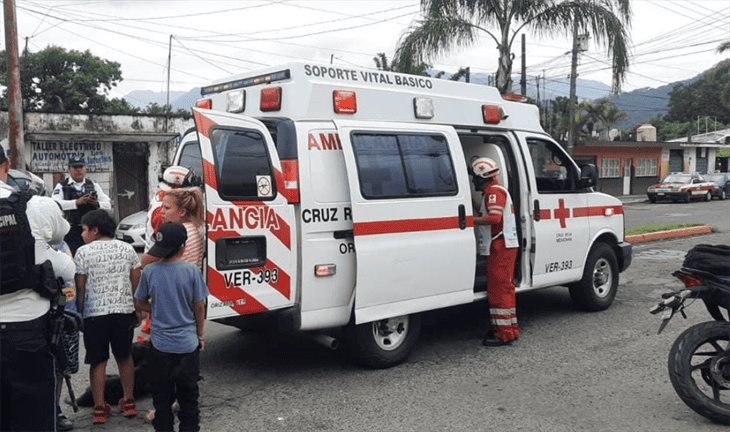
[0,190,37,295]
[61,178,96,224]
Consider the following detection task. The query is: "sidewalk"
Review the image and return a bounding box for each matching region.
[618,194,647,204]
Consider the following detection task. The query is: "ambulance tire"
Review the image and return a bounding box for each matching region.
[569,243,618,312]
[345,314,421,369]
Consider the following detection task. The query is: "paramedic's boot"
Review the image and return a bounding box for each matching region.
[482,336,513,347]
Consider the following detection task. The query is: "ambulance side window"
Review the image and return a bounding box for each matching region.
[527,139,577,193]
[352,132,457,199]
[211,128,275,200]
[178,141,203,180]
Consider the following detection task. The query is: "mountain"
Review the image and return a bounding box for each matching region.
[124,89,187,108]
[607,78,698,129]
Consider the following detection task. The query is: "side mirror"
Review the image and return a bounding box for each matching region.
[578,164,598,189]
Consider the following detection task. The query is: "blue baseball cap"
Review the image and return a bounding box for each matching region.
[68,156,85,167]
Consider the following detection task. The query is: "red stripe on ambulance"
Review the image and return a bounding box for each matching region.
[207,206,292,250]
[207,269,268,315]
[354,216,469,236]
[572,205,624,218]
[202,158,218,190]
[193,111,216,139]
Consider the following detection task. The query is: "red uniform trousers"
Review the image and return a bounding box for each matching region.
[486,237,519,342]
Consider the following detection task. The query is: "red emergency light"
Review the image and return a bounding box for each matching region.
[195,98,212,109]
[333,90,357,114]
[260,87,282,112]
[502,93,528,102]
[482,104,505,125]
[280,159,300,204]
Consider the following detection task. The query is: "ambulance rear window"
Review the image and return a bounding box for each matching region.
[210,128,275,200]
[351,133,457,199]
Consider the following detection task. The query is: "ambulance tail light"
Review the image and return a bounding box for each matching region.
[280,159,300,204]
[315,264,336,277]
[195,98,212,109]
[226,90,245,113]
[333,90,357,114]
[482,104,505,124]
[260,87,282,112]
[413,97,434,119]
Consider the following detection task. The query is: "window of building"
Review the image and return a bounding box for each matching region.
[635,158,657,177]
[600,158,620,178]
[351,132,457,199]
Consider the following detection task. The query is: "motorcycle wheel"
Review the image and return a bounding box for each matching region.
[668,321,730,425]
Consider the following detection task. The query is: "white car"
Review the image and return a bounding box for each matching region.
[115,210,146,250]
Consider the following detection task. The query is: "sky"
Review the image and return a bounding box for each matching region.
[4,0,730,105]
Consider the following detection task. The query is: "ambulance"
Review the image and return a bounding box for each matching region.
[174,62,632,368]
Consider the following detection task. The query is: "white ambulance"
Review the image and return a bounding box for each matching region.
[174,62,632,368]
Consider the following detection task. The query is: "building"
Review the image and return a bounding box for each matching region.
[573,126,730,196]
[1,112,194,221]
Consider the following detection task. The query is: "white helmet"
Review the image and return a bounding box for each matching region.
[471,157,499,179]
[162,166,190,187]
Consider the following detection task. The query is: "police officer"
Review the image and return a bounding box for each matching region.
[1,149,74,431]
[52,156,112,254]
[471,157,520,347]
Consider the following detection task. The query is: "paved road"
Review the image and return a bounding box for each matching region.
[624,198,730,233]
[64,213,730,432]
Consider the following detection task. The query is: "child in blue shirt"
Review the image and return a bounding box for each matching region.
[134,222,208,432]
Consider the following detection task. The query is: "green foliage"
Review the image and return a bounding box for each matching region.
[626,223,703,236]
[395,0,631,94]
[1,46,125,113]
[667,59,730,124]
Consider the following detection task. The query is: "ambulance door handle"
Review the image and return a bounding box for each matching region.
[333,230,353,239]
[458,204,467,230]
[533,199,541,221]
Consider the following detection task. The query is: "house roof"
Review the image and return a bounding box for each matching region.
[667,128,730,144]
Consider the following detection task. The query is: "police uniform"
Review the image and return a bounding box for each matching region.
[1,177,73,432]
[52,158,111,254]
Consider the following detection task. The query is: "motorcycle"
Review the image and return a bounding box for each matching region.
[650,244,730,425]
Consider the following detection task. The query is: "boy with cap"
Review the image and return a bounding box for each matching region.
[52,156,112,254]
[134,223,208,432]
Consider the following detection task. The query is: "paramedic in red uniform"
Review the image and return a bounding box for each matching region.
[471,157,520,347]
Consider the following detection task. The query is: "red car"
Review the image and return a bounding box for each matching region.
[646,172,716,203]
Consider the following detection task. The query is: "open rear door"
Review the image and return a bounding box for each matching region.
[193,108,297,320]
[334,120,475,324]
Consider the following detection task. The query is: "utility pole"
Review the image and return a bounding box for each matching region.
[520,34,527,96]
[465,66,470,83]
[4,0,26,169]
[165,34,172,132]
[567,22,588,155]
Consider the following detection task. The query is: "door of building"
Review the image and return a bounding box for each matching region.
[112,143,149,221]
[669,150,683,173]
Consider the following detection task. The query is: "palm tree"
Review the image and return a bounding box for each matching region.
[394,0,631,94]
[718,41,730,53]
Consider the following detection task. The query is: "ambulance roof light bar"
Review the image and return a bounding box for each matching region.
[201,69,291,96]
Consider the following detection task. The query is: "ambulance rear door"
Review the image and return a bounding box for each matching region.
[192,108,297,320]
[334,120,475,324]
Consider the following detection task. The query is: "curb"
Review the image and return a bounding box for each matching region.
[625,225,713,244]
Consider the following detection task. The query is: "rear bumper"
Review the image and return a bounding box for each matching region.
[617,242,632,272]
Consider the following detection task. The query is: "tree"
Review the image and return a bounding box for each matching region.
[394,0,631,94]
[0,46,133,113]
[718,41,730,53]
[667,59,730,124]
[372,52,431,75]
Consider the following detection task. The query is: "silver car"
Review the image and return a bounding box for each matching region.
[115,210,147,250]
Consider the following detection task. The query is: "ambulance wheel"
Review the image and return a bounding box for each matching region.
[346,314,421,369]
[569,243,618,312]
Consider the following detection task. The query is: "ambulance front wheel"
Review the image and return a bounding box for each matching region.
[569,243,618,311]
[346,314,422,369]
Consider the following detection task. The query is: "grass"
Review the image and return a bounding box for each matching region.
[626,223,704,236]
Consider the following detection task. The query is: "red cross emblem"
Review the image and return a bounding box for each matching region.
[553,199,570,229]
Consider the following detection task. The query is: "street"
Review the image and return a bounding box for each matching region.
[66,204,730,432]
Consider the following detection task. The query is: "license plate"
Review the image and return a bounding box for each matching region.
[658,192,665,196]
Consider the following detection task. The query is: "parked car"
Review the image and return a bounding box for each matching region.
[704,172,730,200]
[646,172,715,203]
[6,169,47,196]
[115,210,146,250]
